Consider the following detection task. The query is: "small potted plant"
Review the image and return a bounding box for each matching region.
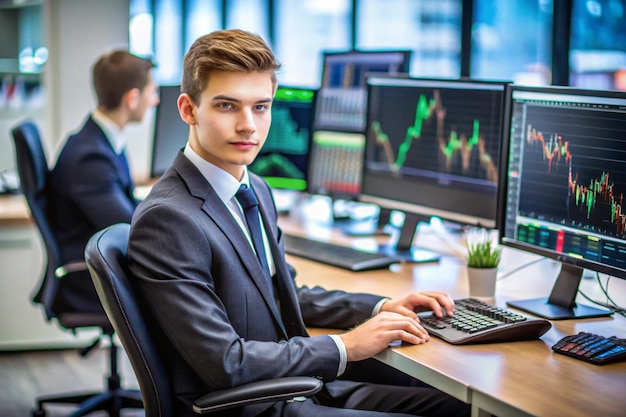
[465,227,501,298]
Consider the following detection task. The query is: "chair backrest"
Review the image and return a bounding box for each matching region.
[11,120,62,318]
[85,223,173,417]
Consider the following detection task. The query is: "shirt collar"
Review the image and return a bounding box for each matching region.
[183,144,250,205]
[91,109,126,154]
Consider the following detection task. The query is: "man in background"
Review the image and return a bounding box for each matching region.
[48,50,159,313]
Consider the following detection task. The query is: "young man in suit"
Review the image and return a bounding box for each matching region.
[127,29,470,417]
[48,50,159,313]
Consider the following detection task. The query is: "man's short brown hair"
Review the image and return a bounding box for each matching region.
[181,29,281,105]
[92,50,155,111]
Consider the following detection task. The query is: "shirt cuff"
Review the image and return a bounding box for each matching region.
[328,334,347,377]
[372,298,390,316]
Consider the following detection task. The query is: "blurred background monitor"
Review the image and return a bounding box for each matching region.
[360,76,508,261]
[314,50,411,132]
[306,128,377,233]
[150,85,186,178]
[248,86,316,192]
[307,129,365,199]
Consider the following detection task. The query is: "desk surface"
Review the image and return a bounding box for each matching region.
[279,213,626,417]
[0,194,31,226]
[0,181,155,227]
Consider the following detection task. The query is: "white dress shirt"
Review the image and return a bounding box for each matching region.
[92,109,126,155]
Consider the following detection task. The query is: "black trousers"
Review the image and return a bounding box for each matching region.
[263,358,470,417]
[265,379,470,417]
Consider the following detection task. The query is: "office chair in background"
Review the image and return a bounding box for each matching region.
[11,120,143,417]
[85,222,323,416]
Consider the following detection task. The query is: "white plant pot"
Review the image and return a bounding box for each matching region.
[467,267,497,298]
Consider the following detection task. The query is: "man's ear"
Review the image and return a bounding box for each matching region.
[177,93,197,125]
[124,87,141,110]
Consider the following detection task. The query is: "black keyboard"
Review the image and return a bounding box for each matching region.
[283,234,401,271]
[417,298,552,345]
[552,332,626,365]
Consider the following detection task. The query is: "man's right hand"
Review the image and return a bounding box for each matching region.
[338,312,430,362]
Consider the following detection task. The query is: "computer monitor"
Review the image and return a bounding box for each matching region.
[361,76,508,262]
[248,86,316,191]
[150,85,187,178]
[150,85,316,194]
[307,129,365,198]
[499,84,626,320]
[305,128,373,230]
[315,50,411,132]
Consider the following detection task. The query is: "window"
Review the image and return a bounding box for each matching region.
[226,0,269,41]
[570,0,626,91]
[273,0,351,87]
[129,0,221,85]
[130,0,591,89]
[471,0,553,85]
[128,0,461,86]
[185,0,221,53]
[356,0,462,78]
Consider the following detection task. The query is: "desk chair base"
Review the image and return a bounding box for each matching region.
[32,340,143,417]
[32,386,142,417]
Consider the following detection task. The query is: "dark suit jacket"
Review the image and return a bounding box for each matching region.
[127,152,383,417]
[48,115,137,312]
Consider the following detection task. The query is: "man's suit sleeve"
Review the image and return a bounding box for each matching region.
[297,285,384,329]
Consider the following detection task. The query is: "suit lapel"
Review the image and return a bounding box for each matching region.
[174,155,287,337]
[203,196,288,338]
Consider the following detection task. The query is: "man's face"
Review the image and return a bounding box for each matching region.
[130,72,160,122]
[182,71,274,180]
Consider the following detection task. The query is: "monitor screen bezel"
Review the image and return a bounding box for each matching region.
[319,49,412,88]
[252,85,318,191]
[360,75,510,230]
[315,50,413,132]
[498,83,626,281]
[306,127,367,199]
[150,85,186,179]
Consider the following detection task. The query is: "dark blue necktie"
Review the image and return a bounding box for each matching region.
[117,150,134,195]
[236,185,272,287]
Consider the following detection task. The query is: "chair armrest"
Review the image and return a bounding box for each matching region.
[192,376,323,414]
[55,261,88,278]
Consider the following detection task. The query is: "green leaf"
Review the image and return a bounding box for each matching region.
[465,227,501,268]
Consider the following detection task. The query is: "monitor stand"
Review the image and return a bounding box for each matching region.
[328,196,390,236]
[506,263,613,320]
[377,212,440,263]
[336,207,393,237]
[272,189,302,214]
[325,195,361,222]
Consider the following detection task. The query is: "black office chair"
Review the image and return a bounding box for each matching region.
[85,222,323,416]
[11,120,143,417]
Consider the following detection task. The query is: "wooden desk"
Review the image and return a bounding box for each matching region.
[280,213,626,417]
[0,194,31,226]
